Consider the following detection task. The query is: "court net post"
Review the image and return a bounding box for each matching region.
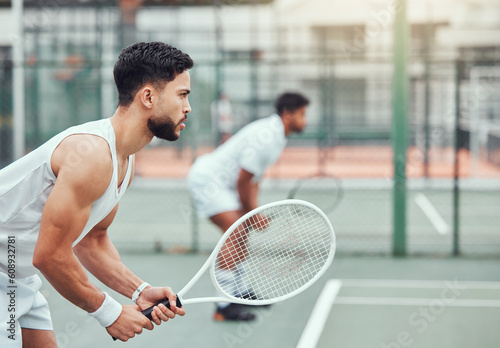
[392,0,409,257]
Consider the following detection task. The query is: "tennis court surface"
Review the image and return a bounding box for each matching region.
[41,254,500,348]
[300,279,500,348]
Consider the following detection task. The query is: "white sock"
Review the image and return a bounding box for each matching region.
[235,262,252,296]
[216,269,237,309]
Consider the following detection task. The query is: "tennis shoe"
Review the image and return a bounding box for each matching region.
[240,291,272,309]
[213,304,256,322]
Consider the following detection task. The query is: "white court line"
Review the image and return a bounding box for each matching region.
[340,279,500,289]
[296,279,500,347]
[296,279,342,348]
[335,297,500,308]
[414,193,450,235]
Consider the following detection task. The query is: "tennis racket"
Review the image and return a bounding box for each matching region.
[138,199,335,326]
[287,175,343,214]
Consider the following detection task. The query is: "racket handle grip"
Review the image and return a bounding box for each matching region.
[141,296,183,320]
[112,296,182,341]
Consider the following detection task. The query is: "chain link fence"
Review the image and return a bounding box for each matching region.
[1,2,499,257]
[0,47,13,169]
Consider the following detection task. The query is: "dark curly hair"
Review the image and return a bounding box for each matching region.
[275,92,310,116]
[113,42,194,107]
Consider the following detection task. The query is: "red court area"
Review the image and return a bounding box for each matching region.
[134,146,500,179]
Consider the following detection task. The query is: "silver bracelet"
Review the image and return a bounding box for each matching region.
[132,282,150,304]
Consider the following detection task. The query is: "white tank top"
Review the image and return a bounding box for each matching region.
[0,119,133,278]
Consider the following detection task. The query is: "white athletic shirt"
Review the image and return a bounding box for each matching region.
[0,119,133,279]
[192,114,286,189]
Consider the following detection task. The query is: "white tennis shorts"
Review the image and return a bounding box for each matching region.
[0,273,53,347]
[187,162,241,218]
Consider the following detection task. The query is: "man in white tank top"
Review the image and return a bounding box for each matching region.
[188,93,309,321]
[0,42,193,346]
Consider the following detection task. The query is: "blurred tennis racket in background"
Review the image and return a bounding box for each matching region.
[287,174,343,214]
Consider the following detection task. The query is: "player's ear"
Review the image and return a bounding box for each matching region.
[138,86,154,109]
[281,109,293,122]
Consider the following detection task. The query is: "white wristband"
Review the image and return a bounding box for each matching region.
[88,292,122,328]
[132,282,150,304]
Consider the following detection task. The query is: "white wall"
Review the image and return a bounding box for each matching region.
[0,9,13,46]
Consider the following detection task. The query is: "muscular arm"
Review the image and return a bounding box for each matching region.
[73,205,144,299]
[237,168,259,213]
[74,156,142,299]
[34,137,179,341]
[33,135,114,313]
[72,154,184,323]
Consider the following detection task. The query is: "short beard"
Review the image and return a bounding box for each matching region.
[293,124,305,134]
[147,116,179,141]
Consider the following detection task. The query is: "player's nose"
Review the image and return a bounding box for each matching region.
[184,100,192,114]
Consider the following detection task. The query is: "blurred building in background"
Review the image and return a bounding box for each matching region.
[0,0,498,171]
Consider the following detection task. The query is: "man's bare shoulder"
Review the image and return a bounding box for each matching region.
[51,134,114,200]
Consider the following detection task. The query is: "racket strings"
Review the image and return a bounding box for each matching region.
[251,209,330,298]
[214,203,334,301]
[245,207,330,299]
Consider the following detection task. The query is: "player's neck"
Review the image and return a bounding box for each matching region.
[110,106,153,160]
[281,117,292,137]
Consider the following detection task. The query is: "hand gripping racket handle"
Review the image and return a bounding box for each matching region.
[112,296,182,341]
[140,296,183,320]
